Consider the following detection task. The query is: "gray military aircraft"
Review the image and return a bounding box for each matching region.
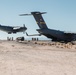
[20,11,76,42]
[0,24,27,34]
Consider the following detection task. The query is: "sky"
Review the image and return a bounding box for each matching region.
[0,0,76,40]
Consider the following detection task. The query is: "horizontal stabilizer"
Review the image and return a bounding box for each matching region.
[19,12,47,16]
[31,12,47,15]
[19,14,32,16]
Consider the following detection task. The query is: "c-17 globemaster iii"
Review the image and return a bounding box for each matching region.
[20,11,76,42]
[0,24,27,34]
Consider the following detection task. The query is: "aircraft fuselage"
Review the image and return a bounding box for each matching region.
[37,28,76,42]
[0,25,27,34]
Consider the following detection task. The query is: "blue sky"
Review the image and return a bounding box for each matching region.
[0,0,76,40]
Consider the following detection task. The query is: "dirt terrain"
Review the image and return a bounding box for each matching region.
[0,40,76,75]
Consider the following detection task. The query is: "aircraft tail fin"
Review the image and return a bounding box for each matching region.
[20,11,48,29]
[31,12,48,29]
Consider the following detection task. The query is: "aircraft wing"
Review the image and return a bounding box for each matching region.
[64,32,76,35]
[26,32,41,36]
[13,27,21,30]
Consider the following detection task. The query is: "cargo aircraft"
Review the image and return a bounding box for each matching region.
[20,12,76,42]
[0,24,27,34]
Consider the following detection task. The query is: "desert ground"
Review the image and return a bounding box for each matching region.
[0,40,76,75]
